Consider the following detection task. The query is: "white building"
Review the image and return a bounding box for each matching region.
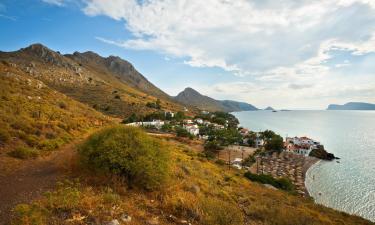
[195,118,204,124]
[255,138,264,148]
[164,111,175,118]
[183,124,199,135]
[285,136,321,156]
[126,120,165,129]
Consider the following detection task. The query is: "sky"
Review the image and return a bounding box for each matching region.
[1,0,375,109]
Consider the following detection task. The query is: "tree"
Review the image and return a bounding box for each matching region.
[176,126,192,138]
[174,111,185,121]
[264,135,284,152]
[156,98,161,109]
[122,113,138,123]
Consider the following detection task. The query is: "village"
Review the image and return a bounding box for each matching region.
[125,110,326,195]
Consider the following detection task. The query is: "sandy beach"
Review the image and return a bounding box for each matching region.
[250,152,319,196]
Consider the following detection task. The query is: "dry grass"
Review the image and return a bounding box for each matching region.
[0,62,113,165]
[10,134,373,225]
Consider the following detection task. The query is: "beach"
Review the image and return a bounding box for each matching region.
[249,151,319,196]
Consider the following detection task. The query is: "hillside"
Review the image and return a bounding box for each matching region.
[327,102,375,110]
[175,87,258,112]
[0,44,187,118]
[0,60,112,166]
[9,128,373,225]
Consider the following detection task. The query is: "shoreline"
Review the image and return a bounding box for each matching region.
[303,157,321,197]
[251,152,320,196]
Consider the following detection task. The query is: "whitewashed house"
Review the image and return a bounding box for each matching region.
[183,124,199,136]
[195,118,204,124]
[126,120,165,129]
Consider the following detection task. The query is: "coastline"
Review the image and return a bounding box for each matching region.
[303,158,321,197]
[250,152,320,196]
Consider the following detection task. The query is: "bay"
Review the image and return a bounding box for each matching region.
[233,110,375,222]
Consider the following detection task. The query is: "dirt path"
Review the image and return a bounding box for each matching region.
[0,139,80,224]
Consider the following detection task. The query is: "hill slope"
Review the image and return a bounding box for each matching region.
[175,87,258,112]
[10,133,373,225]
[0,44,187,118]
[0,60,111,161]
[327,102,375,110]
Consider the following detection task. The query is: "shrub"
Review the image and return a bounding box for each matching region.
[12,204,47,225]
[215,159,226,165]
[58,101,67,109]
[200,198,244,225]
[0,128,10,144]
[24,134,39,147]
[244,172,295,192]
[79,126,170,190]
[8,146,39,159]
[38,139,64,151]
[176,127,193,139]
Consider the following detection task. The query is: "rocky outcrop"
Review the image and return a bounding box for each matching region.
[309,147,337,160]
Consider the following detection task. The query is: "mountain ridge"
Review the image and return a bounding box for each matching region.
[327,102,375,110]
[0,43,188,118]
[174,87,258,112]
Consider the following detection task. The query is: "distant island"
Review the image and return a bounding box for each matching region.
[264,106,275,110]
[327,102,375,110]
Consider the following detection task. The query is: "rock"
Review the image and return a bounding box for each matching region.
[120,214,132,223]
[106,219,120,225]
[146,217,159,225]
[189,185,200,194]
[181,165,190,175]
[264,184,277,190]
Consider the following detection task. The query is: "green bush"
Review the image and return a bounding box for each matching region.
[8,146,39,159]
[176,127,193,139]
[38,139,64,151]
[12,203,47,225]
[244,172,295,192]
[79,125,170,190]
[24,134,39,147]
[0,128,10,144]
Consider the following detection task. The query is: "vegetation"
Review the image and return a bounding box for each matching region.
[244,172,295,192]
[176,126,194,139]
[78,126,171,190]
[261,130,284,152]
[11,134,373,225]
[146,99,161,109]
[0,63,110,159]
[7,146,39,159]
[196,111,239,128]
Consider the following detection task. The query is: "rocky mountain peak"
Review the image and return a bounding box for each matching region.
[21,43,71,67]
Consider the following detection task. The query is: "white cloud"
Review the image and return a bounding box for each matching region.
[42,0,66,6]
[84,0,375,108]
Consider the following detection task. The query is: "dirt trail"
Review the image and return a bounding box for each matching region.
[0,139,80,224]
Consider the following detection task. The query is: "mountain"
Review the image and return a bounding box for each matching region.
[174,87,258,112]
[0,44,187,118]
[220,100,258,111]
[327,102,375,110]
[264,106,275,110]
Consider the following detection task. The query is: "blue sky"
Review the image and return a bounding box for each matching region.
[1,0,375,109]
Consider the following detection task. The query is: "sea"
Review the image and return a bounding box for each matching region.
[232,110,375,222]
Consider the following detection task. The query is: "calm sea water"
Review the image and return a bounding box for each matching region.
[233,110,375,222]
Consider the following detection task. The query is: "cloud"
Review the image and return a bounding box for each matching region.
[42,0,66,6]
[83,0,375,108]
[85,0,375,75]
[288,83,314,89]
[0,14,16,21]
